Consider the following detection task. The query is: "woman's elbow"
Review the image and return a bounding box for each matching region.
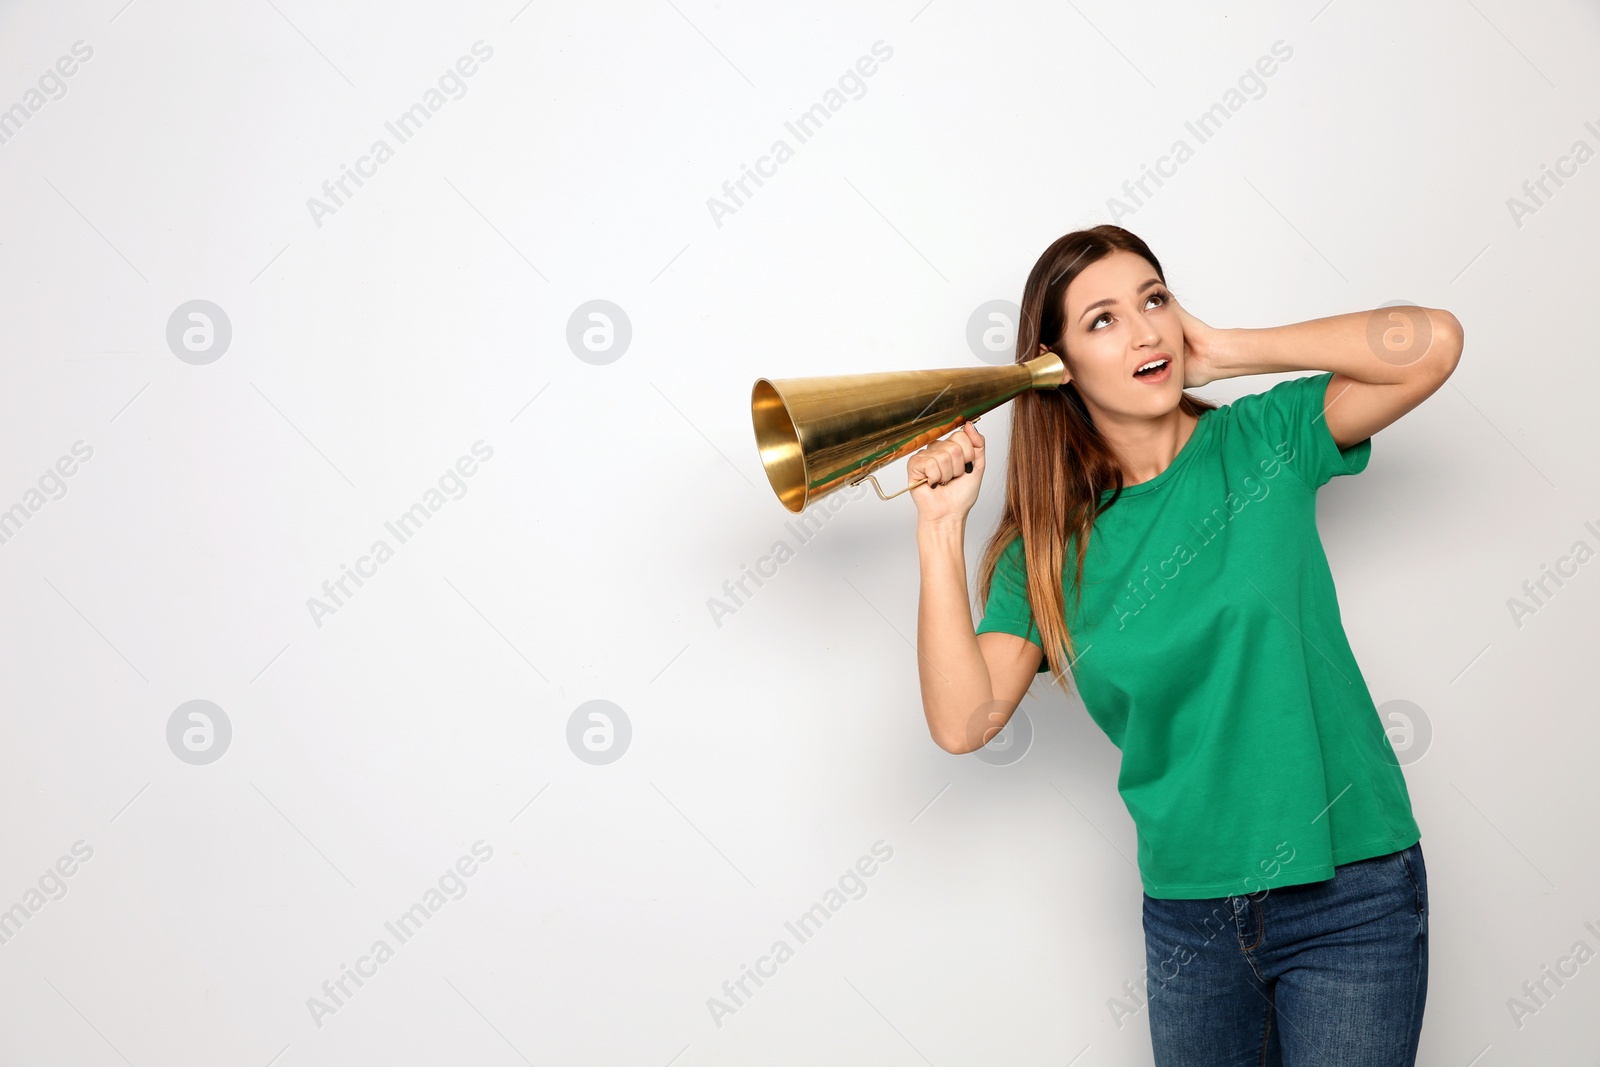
[927,717,972,754]
[929,700,1011,755]
[932,731,978,755]
[1430,309,1464,378]
[925,704,979,754]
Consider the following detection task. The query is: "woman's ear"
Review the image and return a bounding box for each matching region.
[1038,342,1072,385]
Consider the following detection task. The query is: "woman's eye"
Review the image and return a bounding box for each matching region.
[1092,292,1167,330]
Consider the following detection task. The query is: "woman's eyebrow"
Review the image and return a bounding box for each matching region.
[1076,278,1164,323]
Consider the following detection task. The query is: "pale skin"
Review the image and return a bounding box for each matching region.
[912,249,1464,754]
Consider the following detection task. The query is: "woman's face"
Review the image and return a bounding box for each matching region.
[1054,250,1185,420]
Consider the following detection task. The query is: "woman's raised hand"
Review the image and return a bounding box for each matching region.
[907,421,985,526]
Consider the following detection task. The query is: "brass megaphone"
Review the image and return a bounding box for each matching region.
[751,351,1067,513]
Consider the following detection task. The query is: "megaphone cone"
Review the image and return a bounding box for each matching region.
[751,351,1066,513]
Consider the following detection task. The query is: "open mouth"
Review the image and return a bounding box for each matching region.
[1133,357,1171,380]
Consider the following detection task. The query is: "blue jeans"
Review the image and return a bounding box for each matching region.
[1141,840,1428,1066]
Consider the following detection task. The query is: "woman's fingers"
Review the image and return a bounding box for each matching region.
[959,423,984,472]
[911,423,987,487]
[933,436,973,485]
[913,446,953,487]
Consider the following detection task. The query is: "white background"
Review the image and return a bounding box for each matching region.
[1,0,1596,1064]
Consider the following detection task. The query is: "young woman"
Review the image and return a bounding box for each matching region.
[909,225,1460,1065]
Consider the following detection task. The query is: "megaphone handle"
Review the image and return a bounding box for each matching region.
[862,472,924,501]
[857,414,982,501]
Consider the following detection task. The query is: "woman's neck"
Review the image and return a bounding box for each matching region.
[1098,407,1199,487]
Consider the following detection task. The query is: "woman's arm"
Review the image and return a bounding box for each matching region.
[907,424,1041,755]
[916,519,1040,754]
[1181,304,1465,450]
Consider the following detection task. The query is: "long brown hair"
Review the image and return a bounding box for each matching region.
[975,225,1217,688]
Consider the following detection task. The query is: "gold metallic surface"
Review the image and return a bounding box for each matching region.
[751,351,1067,513]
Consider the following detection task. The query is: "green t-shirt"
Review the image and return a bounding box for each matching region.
[976,371,1420,899]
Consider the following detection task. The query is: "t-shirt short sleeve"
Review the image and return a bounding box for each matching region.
[975,536,1050,673]
[1228,371,1372,490]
